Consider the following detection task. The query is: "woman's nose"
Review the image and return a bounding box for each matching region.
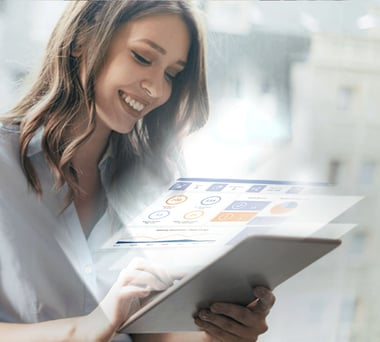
[141,72,165,99]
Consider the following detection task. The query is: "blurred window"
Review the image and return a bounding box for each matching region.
[328,159,342,185]
[337,85,355,112]
[358,160,376,185]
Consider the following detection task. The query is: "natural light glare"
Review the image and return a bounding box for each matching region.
[206,0,253,34]
[183,130,264,178]
[357,13,378,30]
[211,95,287,144]
[300,12,320,32]
[31,2,66,42]
[213,98,251,144]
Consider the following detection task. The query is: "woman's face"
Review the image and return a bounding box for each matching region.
[94,14,190,134]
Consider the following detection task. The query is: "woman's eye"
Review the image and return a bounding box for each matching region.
[131,51,151,65]
[165,72,176,82]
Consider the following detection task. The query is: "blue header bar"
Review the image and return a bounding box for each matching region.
[177,177,330,187]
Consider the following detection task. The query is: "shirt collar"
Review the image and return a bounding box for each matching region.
[98,133,117,169]
[26,127,44,157]
[27,128,117,217]
[26,127,116,167]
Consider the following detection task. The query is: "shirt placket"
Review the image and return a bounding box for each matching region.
[61,204,99,313]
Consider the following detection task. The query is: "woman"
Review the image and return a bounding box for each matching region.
[0,1,275,341]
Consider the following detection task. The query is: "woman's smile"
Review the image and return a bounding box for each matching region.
[119,90,145,112]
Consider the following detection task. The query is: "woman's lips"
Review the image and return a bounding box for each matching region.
[119,90,145,112]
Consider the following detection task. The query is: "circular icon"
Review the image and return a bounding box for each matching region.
[166,195,188,206]
[201,196,222,206]
[183,210,204,220]
[148,210,170,220]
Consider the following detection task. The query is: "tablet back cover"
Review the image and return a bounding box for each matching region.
[121,235,340,333]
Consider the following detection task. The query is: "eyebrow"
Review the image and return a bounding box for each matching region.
[138,38,187,67]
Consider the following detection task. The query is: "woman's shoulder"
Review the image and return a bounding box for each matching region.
[0,121,20,130]
[0,122,21,139]
[0,122,21,164]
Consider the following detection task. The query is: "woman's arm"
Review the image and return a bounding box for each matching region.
[0,286,150,342]
[0,313,108,342]
[0,258,169,342]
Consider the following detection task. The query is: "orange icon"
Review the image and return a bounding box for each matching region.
[166,194,188,205]
[211,212,257,222]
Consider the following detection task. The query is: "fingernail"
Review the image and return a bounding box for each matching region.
[254,287,267,298]
[157,283,167,291]
[198,310,209,320]
[211,303,221,311]
[252,297,260,305]
[246,297,259,309]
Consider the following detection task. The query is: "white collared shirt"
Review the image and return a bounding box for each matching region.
[0,123,135,341]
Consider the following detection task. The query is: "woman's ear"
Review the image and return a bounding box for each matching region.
[71,33,87,58]
[71,21,91,58]
[71,44,83,58]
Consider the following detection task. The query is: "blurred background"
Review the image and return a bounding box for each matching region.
[1,0,380,341]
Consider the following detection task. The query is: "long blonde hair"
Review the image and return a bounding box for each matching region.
[3,0,209,197]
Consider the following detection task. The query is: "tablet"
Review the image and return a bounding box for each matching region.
[120,234,341,333]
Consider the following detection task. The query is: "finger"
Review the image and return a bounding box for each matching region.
[99,285,150,323]
[252,287,276,315]
[148,266,177,287]
[247,298,260,309]
[119,284,152,300]
[194,316,248,342]
[127,257,179,286]
[167,270,187,281]
[197,309,254,339]
[209,303,255,327]
[126,257,154,272]
[208,304,268,335]
[117,268,168,291]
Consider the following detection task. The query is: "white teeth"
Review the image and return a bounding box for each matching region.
[121,92,144,112]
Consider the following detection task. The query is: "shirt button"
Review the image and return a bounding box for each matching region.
[84,264,93,275]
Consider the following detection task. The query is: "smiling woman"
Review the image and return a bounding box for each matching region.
[94,14,190,135]
[0,1,275,341]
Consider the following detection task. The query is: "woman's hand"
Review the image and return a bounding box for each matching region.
[194,286,275,342]
[86,257,177,341]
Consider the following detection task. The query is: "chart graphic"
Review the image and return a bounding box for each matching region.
[148,210,170,220]
[115,229,221,247]
[183,210,204,220]
[103,178,360,249]
[270,201,298,215]
[201,196,222,206]
[166,195,188,205]
[116,238,215,246]
[226,201,270,211]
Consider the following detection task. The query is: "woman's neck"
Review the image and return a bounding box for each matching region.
[68,117,111,237]
[71,117,111,170]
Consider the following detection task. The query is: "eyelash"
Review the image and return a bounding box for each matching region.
[131,50,151,66]
[165,72,176,82]
[131,50,177,82]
